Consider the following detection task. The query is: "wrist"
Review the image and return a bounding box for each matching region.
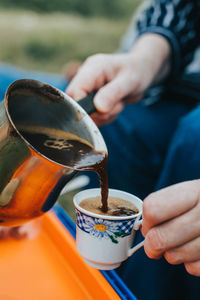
[129,33,171,86]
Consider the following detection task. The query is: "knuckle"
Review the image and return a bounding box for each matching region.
[143,193,159,224]
[85,55,94,64]
[146,227,165,253]
[129,73,141,87]
[164,251,181,265]
[86,53,106,64]
[144,247,156,259]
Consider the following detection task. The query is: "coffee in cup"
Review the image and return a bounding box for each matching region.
[79,196,139,216]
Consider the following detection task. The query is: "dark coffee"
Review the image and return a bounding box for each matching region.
[80,196,139,216]
[18,125,108,211]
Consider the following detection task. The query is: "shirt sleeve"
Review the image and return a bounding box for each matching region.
[137,0,200,74]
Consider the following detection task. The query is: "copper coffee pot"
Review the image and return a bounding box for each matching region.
[0,79,107,226]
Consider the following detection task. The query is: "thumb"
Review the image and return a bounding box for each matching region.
[94,72,135,113]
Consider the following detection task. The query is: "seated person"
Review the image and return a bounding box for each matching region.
[66,0,200,299]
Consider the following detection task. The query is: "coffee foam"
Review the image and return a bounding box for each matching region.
[79,196,139,216]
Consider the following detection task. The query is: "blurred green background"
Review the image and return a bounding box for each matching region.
[0,0,139,73]
[0,0,140,219]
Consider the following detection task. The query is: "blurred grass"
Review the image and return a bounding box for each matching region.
[0,0,140,18]
[0,9,133,73]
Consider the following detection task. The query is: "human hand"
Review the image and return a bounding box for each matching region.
[67,53,151,126]
[142,180,200,276]
[66,34,171,126]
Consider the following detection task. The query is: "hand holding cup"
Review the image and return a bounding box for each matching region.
[142,180,200,277]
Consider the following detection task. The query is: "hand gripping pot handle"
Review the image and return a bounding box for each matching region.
[78,90,97,115]
[128,218,144,257]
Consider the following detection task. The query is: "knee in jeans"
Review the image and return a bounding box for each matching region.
[177,106,200,138]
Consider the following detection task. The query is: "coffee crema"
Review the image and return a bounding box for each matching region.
[79,196,139,216]
[17,125,108,211]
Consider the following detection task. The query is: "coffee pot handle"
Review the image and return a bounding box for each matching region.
[78,90,97,115]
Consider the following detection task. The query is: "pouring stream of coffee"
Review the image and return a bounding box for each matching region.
[18,125,109,212]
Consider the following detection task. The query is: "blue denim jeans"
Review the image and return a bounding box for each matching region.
[97,100,200,300]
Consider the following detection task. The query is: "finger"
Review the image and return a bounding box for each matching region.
[66,67,100,100]
[142,180,200,230]
[185,261,200,277]
[91,102,124,126]
[66,88,87,101]
[164,236,200,265]
[66,54,110,100]
[144,202,200,258]
[94,71,138,113]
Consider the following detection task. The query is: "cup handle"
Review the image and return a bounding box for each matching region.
[128,240,144,257]
[128,218,144,257]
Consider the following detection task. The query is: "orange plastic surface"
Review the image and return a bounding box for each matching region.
[0,212,120,300]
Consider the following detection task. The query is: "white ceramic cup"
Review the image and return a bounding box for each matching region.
[73,188,144,270]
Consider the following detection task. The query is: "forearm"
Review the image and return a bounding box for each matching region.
[129,33,171,87]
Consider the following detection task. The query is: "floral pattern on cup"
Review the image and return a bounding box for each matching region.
[75,209,135,244]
